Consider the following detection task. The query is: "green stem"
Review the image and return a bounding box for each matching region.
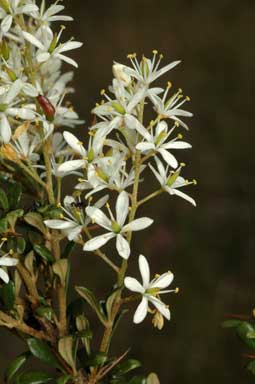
[138,188,163,207]
[42,138,55,205]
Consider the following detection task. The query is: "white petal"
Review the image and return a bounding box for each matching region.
[116,234,130,259]
[163,141,191,150]
[139,254,150,287]
[55,53,78,68]
[124,277,144,293]
[23,31,44,49]
[58,159,86,173]
[148,296,171,320]
[165,187,196,206]
[0,257,18,267]
[124,114,151,141]
[123,217,153,232]
[150,272,174,289]
[63,131,86,156]
[151,60,181,83]
[85,206,112,230]
[37,52,51,63]
[0,268,9,283]
[57,41,83,53]
[83,232,115,251]
[1,15,12,33]
[0,114,11,143]
[158,148,178,169]
[133,297,148,324]
[7,108,36,120]
[5,79,23,104]
[116,191,129,227]
[136,142,155,152]
[22,83,39,97]
[44,220,77,230]
[65,225,83,241]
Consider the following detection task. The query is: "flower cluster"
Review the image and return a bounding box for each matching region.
[44,50,197,325]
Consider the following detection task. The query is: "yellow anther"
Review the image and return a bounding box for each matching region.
[178,88,183,93]
[174,121,180,127]
[186,96,191,101]
[167,81,172,88]
[9,249,14,255]
[88,131,95,136]
[78,178,85,182]
[1,237,7,242]
[88,196,93,202]
[152,49,158,55]
[159,54,164,59]
[57,203,61,208]
[185,179,189,185]
[193,179,198,185]
[154,273,161,278]
[69,106,74,112]
[180,162,186,167]
[177,133,183,139]
[100,89,106,96]
[106,203,110,209]
[77,140,83,145]
[95,102,100,107]
[175,287,180,294]
[60,25,66,30]
[60,214,64,219]
[150,120,154,126]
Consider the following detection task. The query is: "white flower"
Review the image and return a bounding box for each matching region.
[119,51,180,86]
[22,27,83,68]
[136,120,191,169]
[44,195,108,241]
[124,254,176,324]
[84,191,153,259]
[112,63,131,86]
[149,156,196,206]
[32,0,73,23]
[0,240,18,284]
[0,1,38,36]
[0,80,36,143]
[149,86,193,130]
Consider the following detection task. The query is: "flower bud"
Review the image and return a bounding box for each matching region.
[4,66,17,82]
[37,95,55,121]
[152,311,164,330]
[112,63,131,86]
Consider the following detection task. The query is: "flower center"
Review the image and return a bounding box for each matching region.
[111,220,121,234]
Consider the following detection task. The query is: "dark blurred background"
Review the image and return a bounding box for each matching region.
[1,0,255,382]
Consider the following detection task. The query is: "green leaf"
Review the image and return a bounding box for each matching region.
[85,352,107,367]
[6,209,23,229]
[75,286,107,325]
[8,182,22,209]
[27,338,61,369]
[247,360,255,376]
[0,217,7,233]
[16,237,26,254]
[5,352,29,382]
[237,322,255,349]
[28,230,43,245]
[222,319,242,328]
[58,336,76,373]
[113,359,142,376]
[56,376,72,384]
[0,281,15,311]
[24,212,47,235]
[34,245,54,263]
[0,188,9,210]
[17,371,53,384]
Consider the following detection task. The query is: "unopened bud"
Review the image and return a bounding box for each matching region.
[0,0,10,13]
[152,311,164,330]
[5,66,17,81]
[112,63,131,86]
[37,95,55,121]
